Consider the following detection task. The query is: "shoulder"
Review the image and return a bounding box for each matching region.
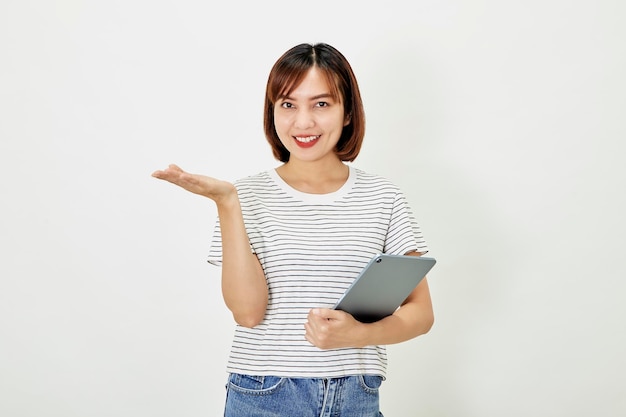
[234,171,274,190]
[352,167,403,193]
[233,171,285,207]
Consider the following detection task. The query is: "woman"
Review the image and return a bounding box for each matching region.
[153,43,434,416]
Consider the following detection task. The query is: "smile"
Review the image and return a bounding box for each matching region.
[294,135,321,143]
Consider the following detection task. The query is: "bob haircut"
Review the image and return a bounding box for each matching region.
[263,43,366,163]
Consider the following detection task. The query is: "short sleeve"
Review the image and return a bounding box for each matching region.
[384,191,429,255]
[206,214,256,268]
[207,216,223,267]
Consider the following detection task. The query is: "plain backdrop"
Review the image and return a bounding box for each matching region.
[1,1,625,416]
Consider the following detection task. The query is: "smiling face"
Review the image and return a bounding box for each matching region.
[273,67,350,165]
[264,43,366,163]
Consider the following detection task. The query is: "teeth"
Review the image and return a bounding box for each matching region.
[295,135,319,143]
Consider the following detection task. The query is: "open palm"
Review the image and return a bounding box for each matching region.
[152,164,235,202]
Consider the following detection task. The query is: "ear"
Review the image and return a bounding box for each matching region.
[344,113,352,126]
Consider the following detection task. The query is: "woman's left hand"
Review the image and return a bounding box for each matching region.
[304,308,366,349]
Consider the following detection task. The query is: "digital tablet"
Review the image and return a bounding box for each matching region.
[333,254,436,323]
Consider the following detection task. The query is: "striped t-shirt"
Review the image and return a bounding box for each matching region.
[207,165,428,378]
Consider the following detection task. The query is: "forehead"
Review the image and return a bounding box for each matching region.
[276,66,341,101]
[283,68,333,98]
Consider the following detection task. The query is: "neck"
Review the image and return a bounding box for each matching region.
[276,159,349,194]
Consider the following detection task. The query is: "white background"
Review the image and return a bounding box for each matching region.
[1,1,625,416]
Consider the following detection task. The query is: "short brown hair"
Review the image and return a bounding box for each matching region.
[263,43,366,162]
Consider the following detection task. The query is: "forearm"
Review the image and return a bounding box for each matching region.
[356,279,434,347]
[216,194,268,328]
[361,302,433,346]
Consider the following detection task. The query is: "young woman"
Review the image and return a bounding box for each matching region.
[152,43,434,417]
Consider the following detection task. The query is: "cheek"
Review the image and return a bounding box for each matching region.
[273,119,292,146]
[273,111,291,131]
[274,118,290,140]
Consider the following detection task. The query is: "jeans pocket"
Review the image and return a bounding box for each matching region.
[227,373,285,395]
[359,375,384,393]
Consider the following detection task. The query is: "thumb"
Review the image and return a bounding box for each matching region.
[311,308,343,320]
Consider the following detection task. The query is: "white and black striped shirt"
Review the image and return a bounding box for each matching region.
[208,166,428,378]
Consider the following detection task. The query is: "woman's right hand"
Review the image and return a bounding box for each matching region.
[152,164,236,203]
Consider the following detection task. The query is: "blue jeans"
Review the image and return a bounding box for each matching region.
[224,374,384,416]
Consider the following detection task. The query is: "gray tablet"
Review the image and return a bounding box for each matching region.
[333,254,436,323]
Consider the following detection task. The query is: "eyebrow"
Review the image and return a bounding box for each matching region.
[280,93,335,101]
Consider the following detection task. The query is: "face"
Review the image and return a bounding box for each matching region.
[273,67,349,165]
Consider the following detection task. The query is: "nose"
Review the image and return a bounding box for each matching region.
[294,108,315,129]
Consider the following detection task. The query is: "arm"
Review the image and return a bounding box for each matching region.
[304,251,433,349]
[216,193,268,328]
[152,164,268,328]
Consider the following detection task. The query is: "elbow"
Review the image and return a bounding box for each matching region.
[420,312,435,336]
[233,309,266,328]
[223,290,268,328]
[235,316,264,328]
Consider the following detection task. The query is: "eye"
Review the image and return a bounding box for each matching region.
[316,101,329,108]
[280,102,294,109]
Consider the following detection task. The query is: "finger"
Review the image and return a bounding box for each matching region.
[152,170,174,180]
[304,333,317,347]
[311,308,342,320]
[168,164,183,173]
[303,323,315,343]
[152,169,178,182]
[152,163,182,178]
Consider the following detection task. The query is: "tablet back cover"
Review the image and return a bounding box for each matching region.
[333,254,436,323]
